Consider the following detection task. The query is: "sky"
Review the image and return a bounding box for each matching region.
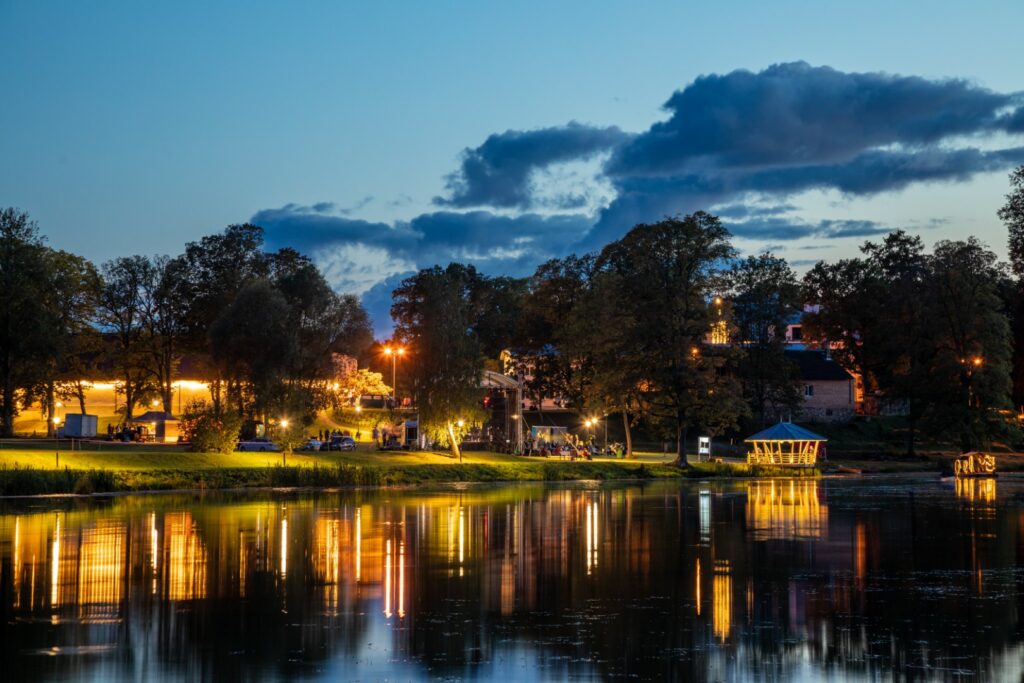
[2,1,1023,335]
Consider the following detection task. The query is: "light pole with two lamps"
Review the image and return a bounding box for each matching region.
[383,344,406,408]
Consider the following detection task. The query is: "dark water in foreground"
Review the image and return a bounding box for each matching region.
[1,476,1023,681]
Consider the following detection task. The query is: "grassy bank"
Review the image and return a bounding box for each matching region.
[0,451,820,497]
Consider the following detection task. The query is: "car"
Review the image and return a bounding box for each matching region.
[328,435,357,452]
[237,437,279,452]
[300,438,322,451]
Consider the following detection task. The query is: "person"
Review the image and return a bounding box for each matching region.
[356,429,362,441]
[372,426,380,447]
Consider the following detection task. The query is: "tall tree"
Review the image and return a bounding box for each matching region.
[392,264,485,460]
[730,253,802,427]
[0,209,56,435]
[861,231,935,455]
[518,255,595,419]
[174,224,269,410]
[38,249,101,432]
[924,238,1014,451]
[802,257,885,408]
[141,255,189,413]
[998,165,1024,405]
[595,213,741,466]
[97,256,154,420]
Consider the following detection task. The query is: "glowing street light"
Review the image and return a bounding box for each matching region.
[383,344,406,406]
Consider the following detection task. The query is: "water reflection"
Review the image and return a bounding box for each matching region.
[1,477,1024,681]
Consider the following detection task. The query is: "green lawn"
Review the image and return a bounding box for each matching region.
[0,443,679,471]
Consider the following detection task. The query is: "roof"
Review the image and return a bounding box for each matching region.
[745,421,827,442]
[128,411,180,423]
[785,350,852,381]
[480,370,519,390]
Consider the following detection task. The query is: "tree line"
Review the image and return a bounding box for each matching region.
[392,168,1024,462]
[0,217,372,437]
[3,166,1023,458]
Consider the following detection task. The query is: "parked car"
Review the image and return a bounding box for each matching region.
[300,437,322,451]
[237,437,279,452]
[328,435,357,452]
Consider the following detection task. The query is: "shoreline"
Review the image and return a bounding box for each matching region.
[0,459,830,498]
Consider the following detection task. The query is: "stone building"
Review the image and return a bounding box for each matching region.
[785,349,855,422]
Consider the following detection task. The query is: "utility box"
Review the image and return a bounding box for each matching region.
[63,414,98,438]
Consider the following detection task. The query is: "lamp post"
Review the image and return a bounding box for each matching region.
[383,345,406,407]
[280,418,290,466]
[53,416,61,468]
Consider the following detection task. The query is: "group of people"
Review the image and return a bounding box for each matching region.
[371,426,401,448]
[107,423,150,442]
[316,428,359,441]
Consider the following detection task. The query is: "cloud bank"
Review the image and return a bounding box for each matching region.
[251,62,1024,334]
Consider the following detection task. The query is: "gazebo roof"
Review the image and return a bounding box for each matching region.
[745,421,827,443]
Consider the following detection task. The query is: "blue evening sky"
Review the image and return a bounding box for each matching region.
[3,1,1023,332]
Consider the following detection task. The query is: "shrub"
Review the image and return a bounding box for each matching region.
[182,400,243,453]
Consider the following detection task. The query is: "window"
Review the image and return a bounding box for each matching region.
[790,325,803,341]
[804,384,814,397]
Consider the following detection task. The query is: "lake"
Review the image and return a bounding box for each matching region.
[1,475,1022,681]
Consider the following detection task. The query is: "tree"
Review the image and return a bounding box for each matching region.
[562,268,642,456]
[174,224,270,410]
[97,256,154,420]
[473,275,529,359]
[335,369,391,406]
[594,213,742,466]
[37,249,101,433]
[1001,165,1024,278]
[730,253,802,427]
[861,231,936,455]
[924,238,1014,451]
[392,264,485,461]
[141,256,189,413]
[802,257,885,406]
[998,166,1024,405]
[517,255,595,419]
[209,279,294,420]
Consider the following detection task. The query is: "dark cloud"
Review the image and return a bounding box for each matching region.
[1001,106,1024,132]
[253,203,413,255]
[575,63,1024,249]
[713,203,798,219]
[727,217,893,241]
[254,62,1024,333]
[435,122,629,209]
[255,204,591,280]
[360,271,414,337]
[607,62,1016,177]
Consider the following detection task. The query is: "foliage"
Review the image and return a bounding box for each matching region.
[1001,165,1024,278]
[593,213,745,465]
[181,399,243,453]
[336,368,391,405]
[392,263,485,459]
[730,253,802,427]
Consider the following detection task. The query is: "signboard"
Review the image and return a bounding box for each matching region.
[698,436,711,461]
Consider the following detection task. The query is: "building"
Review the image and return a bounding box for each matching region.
[785,349,855,422]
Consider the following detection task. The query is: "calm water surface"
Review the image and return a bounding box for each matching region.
[2,476,1023,681]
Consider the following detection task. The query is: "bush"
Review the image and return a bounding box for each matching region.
[182,400,243,453]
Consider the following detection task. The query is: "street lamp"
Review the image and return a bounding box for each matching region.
[53,415,62,468]
[383,345,406,406]
[280,418,290,466]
